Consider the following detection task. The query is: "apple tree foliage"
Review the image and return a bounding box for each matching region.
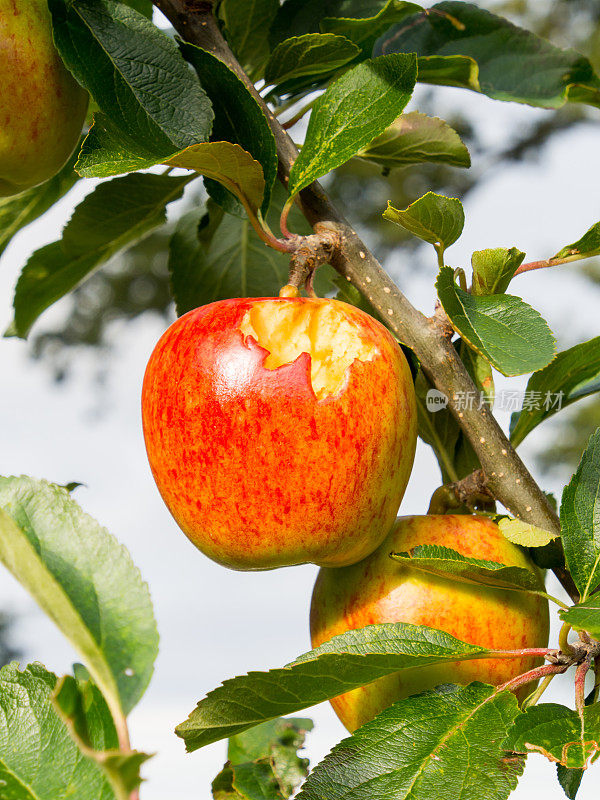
[1,1,600,799]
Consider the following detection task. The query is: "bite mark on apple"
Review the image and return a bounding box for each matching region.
[239,299,377,400]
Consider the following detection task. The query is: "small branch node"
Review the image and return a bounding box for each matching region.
[428,470,495,514]
[430,301,455,339]
[286,228,341,294]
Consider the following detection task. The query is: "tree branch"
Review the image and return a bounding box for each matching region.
[152,0,577,602]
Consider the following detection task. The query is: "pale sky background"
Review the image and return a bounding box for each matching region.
[1,13,600,800]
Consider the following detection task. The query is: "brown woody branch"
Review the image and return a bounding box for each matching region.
[151,1,578,602]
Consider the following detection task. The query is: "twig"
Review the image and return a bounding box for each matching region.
[150,0,577,602]
[514,251,597,276]
[559,622,576,657]
[490,647,555,660]
[287,227,340,292]
[281,98,317,130]
[497,663,569,694]
[521,673,557,709]
[575,657,592,720]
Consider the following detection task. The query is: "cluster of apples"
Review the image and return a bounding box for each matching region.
[0,3,548,729]
[142,294,549,730]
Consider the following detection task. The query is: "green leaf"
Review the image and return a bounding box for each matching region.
[167,143,266,217]
[228,718,313,764]
[10,173,189,338]
[375,1,600,109]
[510,338,600,447]
[180,43,277,215]
[0,663,116,800]
[270,0,325,44]
[228,718,313,797]
[266,0,421,101]
[416,54,480,90]
[176,622,491,751]
[0,477,158,720]
[383,191,464,252]
[213,717,313,800]
[320,0,422,54]
[357,111,470,171]
[76,113,168,178]
[218,0,280,80]
[213,761,285,800]
[559,596,600,639]
[265,33,360,86]
[553,221,600,262]
[496,518,557,549]
[50,0,212,165]
[54,669,151,799]
[436,266,556,376]
[391,544,542,591]
[505,703,600,769]
[118,0,153,16]
[288,53,417,197]
[560,428,600,600]
[54,666,120,753]
[557,764,585,800]
[270,0,420,48]
[168,187,334,315]
[297,683,524,800]
[0,150,80,258]
[471,247,525,296]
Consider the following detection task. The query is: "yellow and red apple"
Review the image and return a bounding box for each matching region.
[0,0,88,196]
[310,514,550,731]
[142,296,417,570]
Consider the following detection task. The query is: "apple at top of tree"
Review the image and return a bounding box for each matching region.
[142,294,417,570]
[0,0,88,196]
[310,514,550,731]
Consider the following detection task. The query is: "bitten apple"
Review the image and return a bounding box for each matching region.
[142,296,417,570]
[0,0,88,196]
[310,514,550,731]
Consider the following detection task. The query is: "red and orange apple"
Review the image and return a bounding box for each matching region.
[310,514,550,731]
[142,296,417,570]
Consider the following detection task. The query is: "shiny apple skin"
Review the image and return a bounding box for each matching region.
[0,0,88,196]
[310,514,550,731]
[141,297,417,570]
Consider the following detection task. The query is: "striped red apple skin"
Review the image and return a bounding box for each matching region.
[310,514,550,731]
[141,296,417,570]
